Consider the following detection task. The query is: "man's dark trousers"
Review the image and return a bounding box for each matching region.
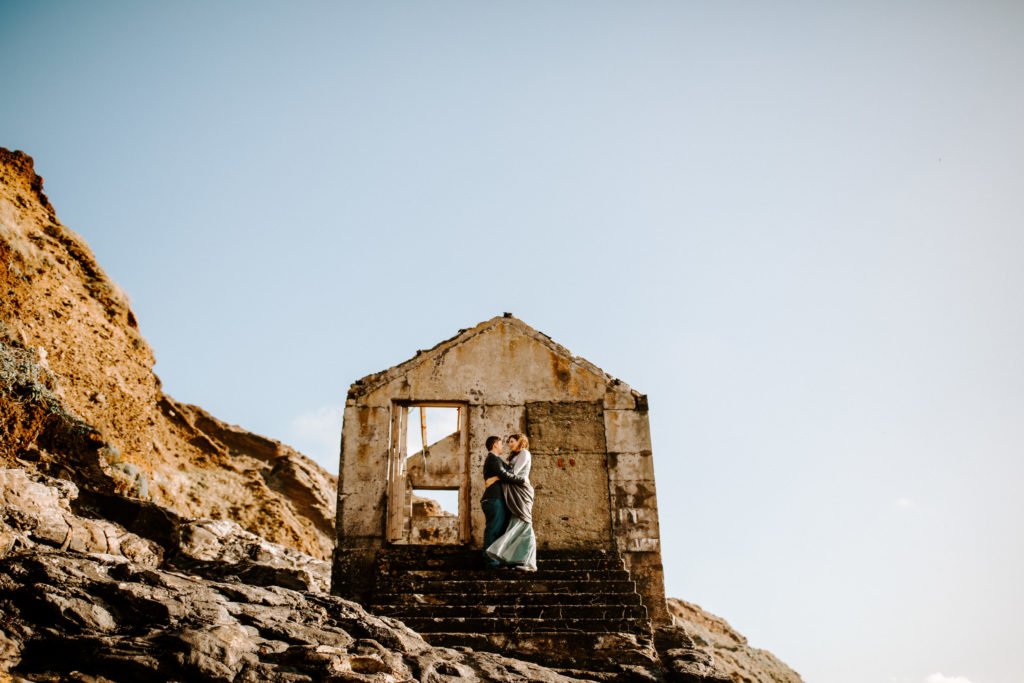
[481,497,508,567]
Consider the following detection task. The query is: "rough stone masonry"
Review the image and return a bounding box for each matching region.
[332,314,668,623]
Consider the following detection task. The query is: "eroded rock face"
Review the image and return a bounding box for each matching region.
[0,147,336,560]
[667,599,805,683]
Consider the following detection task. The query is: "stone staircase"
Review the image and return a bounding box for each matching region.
[367,546,657,672]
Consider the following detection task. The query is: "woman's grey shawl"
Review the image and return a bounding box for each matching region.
[503,449,535,524]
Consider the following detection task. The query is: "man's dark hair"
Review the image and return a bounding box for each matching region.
[485,435,501,451]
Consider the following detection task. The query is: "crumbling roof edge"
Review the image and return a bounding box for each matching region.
[348,314,638,399]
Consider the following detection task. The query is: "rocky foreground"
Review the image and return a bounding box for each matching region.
[0,148,804,682]
[0,467,595,682]
[0,466,789,682]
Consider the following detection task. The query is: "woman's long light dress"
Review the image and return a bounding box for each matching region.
[485,449,537,571]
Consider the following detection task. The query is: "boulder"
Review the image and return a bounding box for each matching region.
[0,468,162,568]
[174,518,331,593]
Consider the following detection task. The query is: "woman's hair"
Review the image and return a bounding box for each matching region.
[508,433,529,451]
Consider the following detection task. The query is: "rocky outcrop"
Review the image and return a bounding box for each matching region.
[0,466,801,683]
[0,468,585,682]
[0,468,163,568]
[666,599,804,683]
[653,626,731,683]
[0,468,324,593]
[0,147,336,560]
[1,551,586,683]
[174,518,331,594]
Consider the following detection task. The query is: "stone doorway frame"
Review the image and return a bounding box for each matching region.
[385,400,470,545]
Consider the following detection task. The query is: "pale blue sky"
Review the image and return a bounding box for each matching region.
[3,3,1022,682]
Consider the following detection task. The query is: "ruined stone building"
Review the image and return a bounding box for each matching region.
[332,314,668,667]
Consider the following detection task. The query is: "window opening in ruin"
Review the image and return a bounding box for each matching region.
[411,488,460,519]
[405,406,461,467]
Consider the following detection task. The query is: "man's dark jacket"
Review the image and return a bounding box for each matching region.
[481,452,526,500]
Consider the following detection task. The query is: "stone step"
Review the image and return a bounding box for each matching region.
[420,631,659,671]
[379,546,617,558]
[397,616,649,635]
[381,559,628,573]
[386,568,632,582]
[376,548,623,570]
[368,545,656,673]
[370,603,649,621]
[371,590,644,607]
[373,578,637,595]
[537,558,625,569]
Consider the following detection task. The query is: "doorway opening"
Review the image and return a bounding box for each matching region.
[386,402,469,545]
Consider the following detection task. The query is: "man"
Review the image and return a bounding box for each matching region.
[481,435,526,568]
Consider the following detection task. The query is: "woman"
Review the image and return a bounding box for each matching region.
[485,434,537,572]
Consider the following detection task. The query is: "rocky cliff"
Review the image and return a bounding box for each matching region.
[0,148,804,682]
[0,147,335,561]
[666,600,802,683]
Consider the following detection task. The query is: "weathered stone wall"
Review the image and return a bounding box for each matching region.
[333,317,669,623]
[526,400,613,548]
[605,390,668,622]
[406,431,462,488]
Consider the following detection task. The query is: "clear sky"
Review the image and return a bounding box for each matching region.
[2,3,1022,682]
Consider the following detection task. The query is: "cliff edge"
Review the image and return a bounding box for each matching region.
[0,148,336,560]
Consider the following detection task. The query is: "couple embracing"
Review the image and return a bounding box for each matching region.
[480,433,536,572]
